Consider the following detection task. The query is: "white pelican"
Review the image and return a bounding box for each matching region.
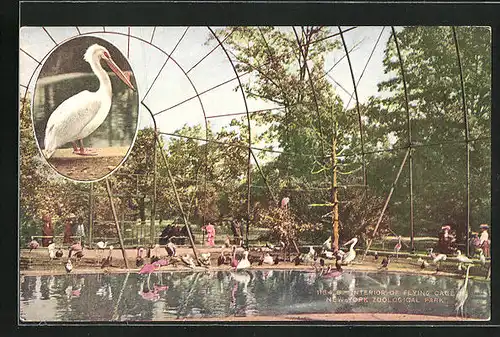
[262,253,274,265]
[342,237,358,265]
[236,251,251,270]
[43,44,135,158]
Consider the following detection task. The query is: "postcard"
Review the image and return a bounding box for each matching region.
[19,25,491,322]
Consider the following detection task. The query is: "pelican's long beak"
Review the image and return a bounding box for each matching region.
[105,57,135,90]
[342,239,352,246]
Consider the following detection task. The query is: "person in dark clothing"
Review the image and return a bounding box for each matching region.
[231,219,243,245]
[41,214,54,247]
[437,224,456,254]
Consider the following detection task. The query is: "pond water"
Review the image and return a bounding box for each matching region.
[19,270,490,321]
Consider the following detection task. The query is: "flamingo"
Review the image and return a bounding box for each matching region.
[68,241,83,258]
[342,237,358,265]
[43,44,135,158]
[281,197,290,209]
[455,264,472,317]
[236,251,251,270]
[138,263,161,290]
[230,246,239,268]
[394,236,402,259]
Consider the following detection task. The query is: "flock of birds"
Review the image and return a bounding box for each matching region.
[27,233,489,317]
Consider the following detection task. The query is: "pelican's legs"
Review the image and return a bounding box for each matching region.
[74,139,98,156]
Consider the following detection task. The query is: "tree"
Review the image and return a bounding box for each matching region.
[363,26,490,239]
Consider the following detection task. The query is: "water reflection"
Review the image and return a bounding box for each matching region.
[20,270,490,321]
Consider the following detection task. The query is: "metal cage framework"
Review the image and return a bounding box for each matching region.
[20,26,489,261]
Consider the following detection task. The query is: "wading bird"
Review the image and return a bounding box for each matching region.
[262,253,274,265]
[373,251,379,261]
[136,247,145,267]
[236,251,251,270]
[281,197,290,209]
[43,44,135,158]
[95,241,108,261]
[380,255,390,269]
[165,241,176,257]
[65,259,73,273]
[394,236,402,259]
[218,249,227,266]
[199,253,211,267]
[455,264,472,317]
[428,248,447,272]
[181,254,196,269]
[48,243,56,261]
[418,257,429,269]
[456,250,473,271]
[479,250,486,266]
[342,237,358,265]
[101,246,113,268]
[55,248,64,259]
[28,239,39,253]
[138,263,161,290]
[230,246,239,268]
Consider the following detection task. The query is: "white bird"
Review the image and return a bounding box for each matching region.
[322,237,332,251]
[479,250,486,266]
[43,44,135,158]
[96,241,108,250]
[166,241,176,257]
[455,264,472,317]
[433,253,447,264]
[199,253,211,266]
[342,237,358,265]
[456,250,473,264]
[417,258,429,269]
[236,251,251,270]
[263,253,274,265]
[65,259,73,273]
[181,254,196,269]
[48,243,56,260]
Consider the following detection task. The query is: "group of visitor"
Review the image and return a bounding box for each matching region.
[38,213,85,247]
[437,222,490,258]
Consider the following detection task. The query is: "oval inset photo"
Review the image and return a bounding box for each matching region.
[32,36,139,181]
